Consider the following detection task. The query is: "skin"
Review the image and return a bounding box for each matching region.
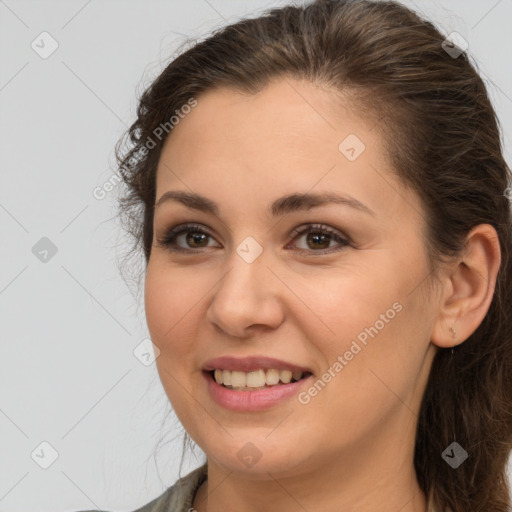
[144,77,501,512]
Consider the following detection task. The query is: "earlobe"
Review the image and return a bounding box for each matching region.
[430,224,501,350]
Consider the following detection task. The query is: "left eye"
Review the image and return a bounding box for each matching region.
[288,224,350,254]
[156,223,350,254]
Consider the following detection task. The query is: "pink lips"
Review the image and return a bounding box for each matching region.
[203,370,314,411]
[202,355,313,374]
[201,355,314,412]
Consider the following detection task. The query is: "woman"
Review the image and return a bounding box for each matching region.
[90,0,512,510]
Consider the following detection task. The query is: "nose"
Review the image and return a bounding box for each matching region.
[206,248,285,338]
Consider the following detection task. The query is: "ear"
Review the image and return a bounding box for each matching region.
[430,224,501,349]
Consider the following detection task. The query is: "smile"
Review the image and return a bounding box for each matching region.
[203,370,314,411]
[211,368,311,390]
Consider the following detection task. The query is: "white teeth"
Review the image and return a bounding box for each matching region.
[222,369,231,386]
[280,370,292,384]
[246,369,266,387]
[265,369,280,386]
[211,368,306,388]
[230,371,247,387]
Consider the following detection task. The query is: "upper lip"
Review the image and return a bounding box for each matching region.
[203,356,313,374]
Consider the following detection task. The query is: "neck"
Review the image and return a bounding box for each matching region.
[194,461,427,512]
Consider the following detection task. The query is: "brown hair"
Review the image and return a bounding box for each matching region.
[115,0,512,510]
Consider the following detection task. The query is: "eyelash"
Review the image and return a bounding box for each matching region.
[156,222,350,256]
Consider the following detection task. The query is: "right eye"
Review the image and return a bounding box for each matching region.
[156,223,220,252]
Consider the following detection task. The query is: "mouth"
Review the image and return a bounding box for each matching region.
[204,369,314,391]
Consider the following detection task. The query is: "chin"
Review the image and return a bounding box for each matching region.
[203,438,310,479]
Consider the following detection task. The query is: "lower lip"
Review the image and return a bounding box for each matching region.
[203,371,313,411]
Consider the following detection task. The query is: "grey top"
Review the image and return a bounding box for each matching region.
[80,462,208,512]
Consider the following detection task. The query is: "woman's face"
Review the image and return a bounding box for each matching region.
[145,77,440,479]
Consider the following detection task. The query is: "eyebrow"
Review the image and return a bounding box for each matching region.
[155,190,375,217]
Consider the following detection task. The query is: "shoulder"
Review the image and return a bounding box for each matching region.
[76,462,208,512]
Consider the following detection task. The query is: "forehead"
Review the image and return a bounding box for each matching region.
[166,79,366,141]
[154,77,416,227]
[158,78,382,176]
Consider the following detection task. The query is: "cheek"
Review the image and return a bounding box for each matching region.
[145,259,197,336]
[297,267,403,348]
[144,264,201,413]
[144,272,171,343]
[299,264,425,389]
[144,262,196,359]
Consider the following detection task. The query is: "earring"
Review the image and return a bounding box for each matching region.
[449,326,456,355]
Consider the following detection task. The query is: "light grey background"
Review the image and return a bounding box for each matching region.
[1,1,511,511]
